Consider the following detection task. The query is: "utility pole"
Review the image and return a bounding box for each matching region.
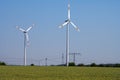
[39,60,41,66]
[45,58,47,66]
[62,53,64,65]
[70,53,80,64]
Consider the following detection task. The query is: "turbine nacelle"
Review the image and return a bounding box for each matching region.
[65,19,69,22]
[23,31,27,33]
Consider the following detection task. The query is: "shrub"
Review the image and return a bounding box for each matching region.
[30,64,34,66]
[0,61,6,66]
[69,62,75,66]
[90,63,96,67]
[77,63,84,66]
[114,64,120,67]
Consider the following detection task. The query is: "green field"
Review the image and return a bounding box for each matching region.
[0,66,120,80]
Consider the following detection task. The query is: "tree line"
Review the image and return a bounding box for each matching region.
[0,61,120,67]
[68,62,120,67]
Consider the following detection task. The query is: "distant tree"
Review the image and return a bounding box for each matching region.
[90,63,96,67]
[30,64,34,66]
[105,64,113,67]
[114,64,120,67]
[0,61,6,66]
[69,62,75,66]
[98,64,104,67]
[77,63,84,67]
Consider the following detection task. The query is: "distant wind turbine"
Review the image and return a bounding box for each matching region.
[59,1,80,66]
[16,24,34,66]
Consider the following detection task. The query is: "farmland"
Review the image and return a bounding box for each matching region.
[0,66,120,80]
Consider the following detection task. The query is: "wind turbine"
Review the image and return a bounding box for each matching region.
[59,1,80,66]
[16,24,34,66]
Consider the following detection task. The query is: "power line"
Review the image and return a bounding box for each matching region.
[70,53,81,64]
[62,53,64,64]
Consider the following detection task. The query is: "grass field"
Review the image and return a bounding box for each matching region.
[0,66,120,80]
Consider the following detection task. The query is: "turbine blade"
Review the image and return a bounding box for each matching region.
[59,21,68,28]
[16,26,25,32]
[25,33,30,46]
[25,33,29,42]
[68,4,70,20]
[70,22,80,31]
[26,24,34,32]
[26,26,32,32]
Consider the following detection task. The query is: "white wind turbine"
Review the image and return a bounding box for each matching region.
[16,24,34,66]
[59,1,80,66]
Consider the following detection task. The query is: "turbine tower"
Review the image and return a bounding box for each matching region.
[16,24,34,66]
[59,1,80,66]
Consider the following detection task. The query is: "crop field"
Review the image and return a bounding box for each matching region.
[0,66,120,80]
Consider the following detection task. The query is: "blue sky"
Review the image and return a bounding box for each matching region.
[0,0,120,65]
